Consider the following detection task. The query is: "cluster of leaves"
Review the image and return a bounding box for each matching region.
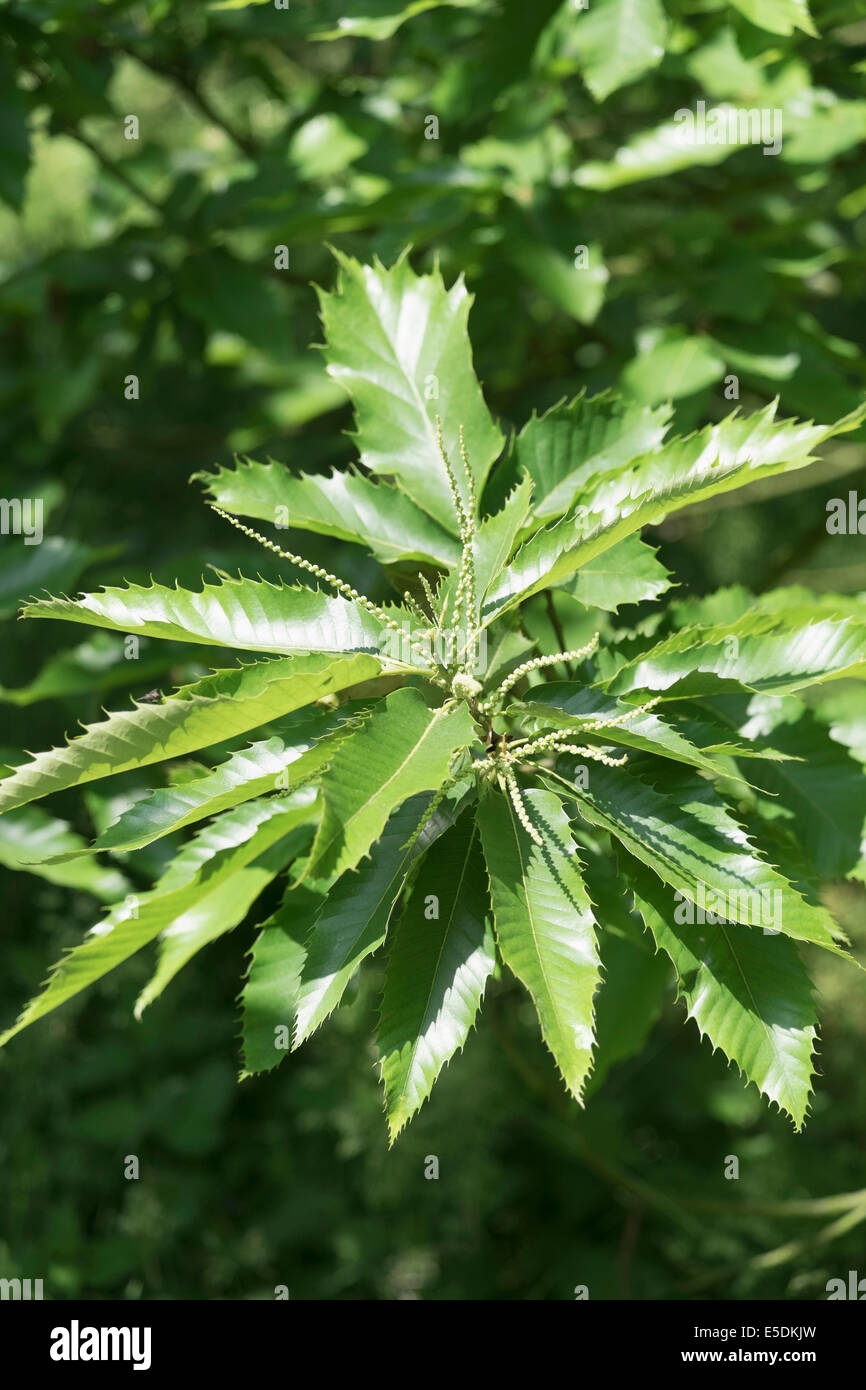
[2,0,865,757]
[4,0,866,467]
[1,0,866,1296]
[2,250,864,1140]
[2,0,866,719]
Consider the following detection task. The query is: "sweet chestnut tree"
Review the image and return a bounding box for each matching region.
[2,252,864,1140]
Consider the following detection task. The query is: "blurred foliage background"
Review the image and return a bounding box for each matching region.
[1,0,865,1299]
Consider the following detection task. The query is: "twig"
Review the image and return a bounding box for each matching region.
[545,591,572,677]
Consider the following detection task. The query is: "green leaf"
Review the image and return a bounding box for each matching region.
[783,91,866,165]
[294,791,457,1045]
[318,250,504,531]
[483,625,537,687]
[737,712,866,879]
[478,785,601,1099]
[504,232,608,325]
[574,111,754,191]
[0,797,315,1048]
[307,687,478,881]
[441,474,533,625]
[0,52,31,210]
[80,713,355,857]
[134,792,316,1018]
[579,851,669,1095]
[620,848,817,1129]
[653,705,797,764]
[240,885,322,1077]
[378,809,495,1139]
[472,475,535,612]
[0,652,380,814]
[0,536,101,620]
[483,401,866,620]
[816,686,866,766]
[563,534,672,612]
[22,578,403,660]
[309,0,487,41]
[0,633,183,707]
[211,0,488,38]
[289,113,368,180]
[513,392,672,524]
[513,683,745,781]
[565,0,668,102]
[606,615,866,699]
[622,333,726,405]
[178,249,295,357]
[552,764,849,958]
[194,458,461,569]
[0,806,129,901]
[671,584,866,630]
[727,0,817,39]
[586,916,669,1094]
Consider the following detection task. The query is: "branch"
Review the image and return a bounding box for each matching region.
[114,46,258,158]
[67,125,163,217]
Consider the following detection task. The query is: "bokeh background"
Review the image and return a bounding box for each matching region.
[1,0,865,1299]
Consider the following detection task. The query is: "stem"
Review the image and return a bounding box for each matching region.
[491,999,866,1282]
[684,1201,866,1292]
[544,591,572,676]
[113,45,258,157]
[69,127,164,216]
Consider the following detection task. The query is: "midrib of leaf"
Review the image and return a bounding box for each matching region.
[694,696,858,844]
[395,815,477,1105]
[293,790,454,1045]
[620,846,816,1126]
[332,298,454,529]
[311,701,470,874]
[715,919,773,1049]
[502,792,566,1045]
[541,763,849,958]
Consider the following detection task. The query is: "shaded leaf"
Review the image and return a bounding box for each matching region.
[0,653,379,814]
[0,806,129,901]
[293,790,464,1044]
[0,797,316,1048]
[620,847,817,1129]
[378,809,495,1139]
[240,885,322,1077]
[549,764,849,958]
[478,784,601,1098]
[307,686,478,880]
